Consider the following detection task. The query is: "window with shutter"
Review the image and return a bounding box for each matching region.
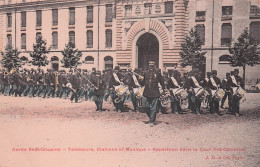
[221,23,232,46]
[165,1,173,14]
[196,24,205,45]
[21,12,26,27]
[69,31,75,45]
[7,34,12,47]
[106,29,112,48]
[86,30,93,48]
[36,10,42,27]
[106,4,113,22]
[52,32,58,49]
[87,6,93,24]
[250,22,260,44]
[21,33,26,49]
[69,8,75,25]
[7,13,12,28]
[52,9,58,26]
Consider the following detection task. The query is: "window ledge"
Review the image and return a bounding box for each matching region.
[68,25,75,29]
[36,26,42,30]
[52,26,58,30]
[221,15,232,21]
[6,28,12,32]
[86,23,93,28]
[21,27,26,31]
[105,22,113,27]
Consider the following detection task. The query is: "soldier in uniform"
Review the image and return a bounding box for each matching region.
[27,69,35,97]
[201,72,211,109]
[88,68,96,100]
[65,69,73,99]
[91,71,106,111]
[37,70,45,97]
[47,70,56,98]
[109,66,125,113]
[70,69,81,103]
[184,71,203,115]
[0,69,4,94]
[124,68,137,112]
[227,69,244,116]
[168,70,182,114]
[208,70,222,115]
[141,61,166,126]
[221,73,231,109]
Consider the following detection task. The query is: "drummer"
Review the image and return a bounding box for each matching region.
[168,70,182,114]
[208,70,222,115]
[227,69,244,116]
[109,66,125,113]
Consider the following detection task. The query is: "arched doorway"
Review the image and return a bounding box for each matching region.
[136,33,159,70]
[104,56,113,70]
[51,56,59,71]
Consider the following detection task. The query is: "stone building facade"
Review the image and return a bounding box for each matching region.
[0,0,259,84]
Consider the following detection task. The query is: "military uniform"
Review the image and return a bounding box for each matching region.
[208,70,222,115]
[168,71,182,114]
[142,62,166,126]
[184,73,203,115]
[109,66,125,112]
[221,73,231,109]
[124,69,138,112]
[70,71,81,103]
[227,69,244,116]
[92,71,106,111]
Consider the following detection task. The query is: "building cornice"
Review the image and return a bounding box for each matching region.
[0,0,116,12]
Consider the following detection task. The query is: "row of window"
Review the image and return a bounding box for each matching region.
[196,22,260,46]
[6,5,112,28]
[6,29,113,49]
[196,5,260,21]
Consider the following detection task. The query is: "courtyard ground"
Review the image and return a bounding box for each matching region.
[0,93,259,167]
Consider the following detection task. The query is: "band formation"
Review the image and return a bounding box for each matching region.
[0,61,246,127]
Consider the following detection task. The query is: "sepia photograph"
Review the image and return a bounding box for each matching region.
[0,0,259,166]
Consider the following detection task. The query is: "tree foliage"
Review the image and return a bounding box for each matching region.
[0,45,21,71]
[61,42,82,69]
[229,28,260,85]
[229,28,259,67]
[30,35,49,67]
[179,28,207,73]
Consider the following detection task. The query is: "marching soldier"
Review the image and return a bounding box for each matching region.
[227,69,244,116]
[109,66,125,113]
[0,69,4,94]
[70,69,81,103]
[124,68,137,112]
[92,71,106,111]
[221,73,231,109]
[201,72,212,109]
[37,70,45,97]
[208,70,222,115]
[141,61,166,126]
[168,71,182,114]
[185,71,203,115]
